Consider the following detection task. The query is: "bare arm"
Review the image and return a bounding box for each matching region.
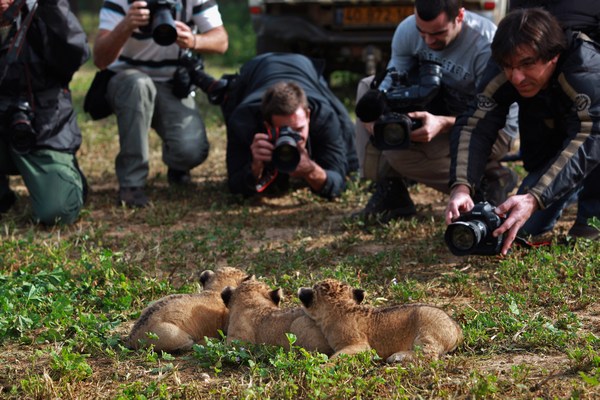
[93,1,150,70]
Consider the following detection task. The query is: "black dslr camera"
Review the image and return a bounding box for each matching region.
[0,99,36,154]
[365,62,442,150]
[267,126,302,173]
[172,50,229,103]
[444,202,504,256]
[140,0,178,46]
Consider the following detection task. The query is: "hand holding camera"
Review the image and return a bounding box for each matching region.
[356,61,442,150]
[445,201,505,256]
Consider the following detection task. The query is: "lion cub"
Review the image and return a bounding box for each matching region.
[298,279,463,363]
[126,267,250,352]
[221,279,333,355]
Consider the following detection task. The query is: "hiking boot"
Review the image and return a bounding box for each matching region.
[568,223,600,240]
[481,166,518,206]
[0,176,16,213]
[117,186,149,208]
[167,168,192,186]
[352,177,416,224]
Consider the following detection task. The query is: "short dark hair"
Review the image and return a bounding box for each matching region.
[261,81,309,124]
[415,0,462,22]
[491,7,567,66]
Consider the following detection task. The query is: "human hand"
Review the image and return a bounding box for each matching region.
[175,21,195,49]
[492,194,539,255]
[445,185,474,225]
[251,133,274,164]
[407,111,452,142]
[125,1,151,31]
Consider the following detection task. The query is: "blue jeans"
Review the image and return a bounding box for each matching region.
[519,165,600,235]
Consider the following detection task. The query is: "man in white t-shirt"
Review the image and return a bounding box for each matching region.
[353,0,518,224]
[94,0,228,207]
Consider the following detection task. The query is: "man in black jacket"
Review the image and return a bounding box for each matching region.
[0,0,89,224]
[223,53,358,199]
[446,8,600,254]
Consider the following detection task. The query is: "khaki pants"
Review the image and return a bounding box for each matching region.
[107,69,209,188]
[355,76,513,193]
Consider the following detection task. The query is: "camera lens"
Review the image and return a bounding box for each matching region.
[10,116,36,154]
[151,7,177,46]
[273,136,300,173]
[382,122,408,147]
[444,220,487,256]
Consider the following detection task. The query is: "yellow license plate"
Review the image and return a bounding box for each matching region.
[341,5,414,27]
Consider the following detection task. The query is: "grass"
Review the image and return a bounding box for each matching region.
[1,3,599,399]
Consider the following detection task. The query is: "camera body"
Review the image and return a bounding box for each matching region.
[172,51,229,104]
[444,202,504,256]
[371,62,442,150]
[267,125,303,173]
[141,0,178,46]
[0,99,36,154]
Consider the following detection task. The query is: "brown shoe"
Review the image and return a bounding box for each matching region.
[117,186,149,208]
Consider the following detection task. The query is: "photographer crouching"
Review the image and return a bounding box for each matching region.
[352,0,519,225]
[0,0,90,225]
[93,0,228,207]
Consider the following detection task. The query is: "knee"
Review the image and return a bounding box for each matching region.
[33,186,83,225]
[109,70,157,107]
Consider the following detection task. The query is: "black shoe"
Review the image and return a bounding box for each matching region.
[568,223,600,240]
[352,177,416,224]
[481,166,518,206]
[117,186,149,208]
[0,176,16,213]
[167,168,192,186]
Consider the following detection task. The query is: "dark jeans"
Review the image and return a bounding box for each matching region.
[519,165,600,235]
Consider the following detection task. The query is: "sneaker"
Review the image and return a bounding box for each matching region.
[568,223,600,240]
[352,177,416,224]
[481,166,518,206]
[167,168,192,186]
[117,186,149,208]
[0,176,16,213]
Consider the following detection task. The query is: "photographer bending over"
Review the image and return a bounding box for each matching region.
[93,0,228,207]
[0,0,89,225]
[354,0,518,224]
[446,8,600,254]
[224,53,358,200]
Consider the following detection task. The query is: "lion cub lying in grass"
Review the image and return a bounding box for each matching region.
[298,279,463,363]
[126,267,250,352]
[221,279,334,355]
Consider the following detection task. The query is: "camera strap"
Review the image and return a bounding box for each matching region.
[0,0,38,85]
[513,236,552,249]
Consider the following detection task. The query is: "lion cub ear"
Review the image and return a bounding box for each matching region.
[353,288,365,304]
[243,274,255,282]
[199,270,215,287]
[297,287,314,308]
[269,288,283,306]
[221,286,234,307]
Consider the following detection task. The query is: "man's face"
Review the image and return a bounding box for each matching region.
[0,0,14,15]
[501,45,558,98]
[415,8,464,51]
[269,106,310,147]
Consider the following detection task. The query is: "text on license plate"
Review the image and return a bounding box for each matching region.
[340,5,414,27]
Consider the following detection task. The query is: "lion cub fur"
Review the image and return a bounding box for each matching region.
[298,279,463,362]
[221,279,333,355]
[127,267,250,352]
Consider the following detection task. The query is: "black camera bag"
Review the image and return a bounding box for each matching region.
[83,69,115,120]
